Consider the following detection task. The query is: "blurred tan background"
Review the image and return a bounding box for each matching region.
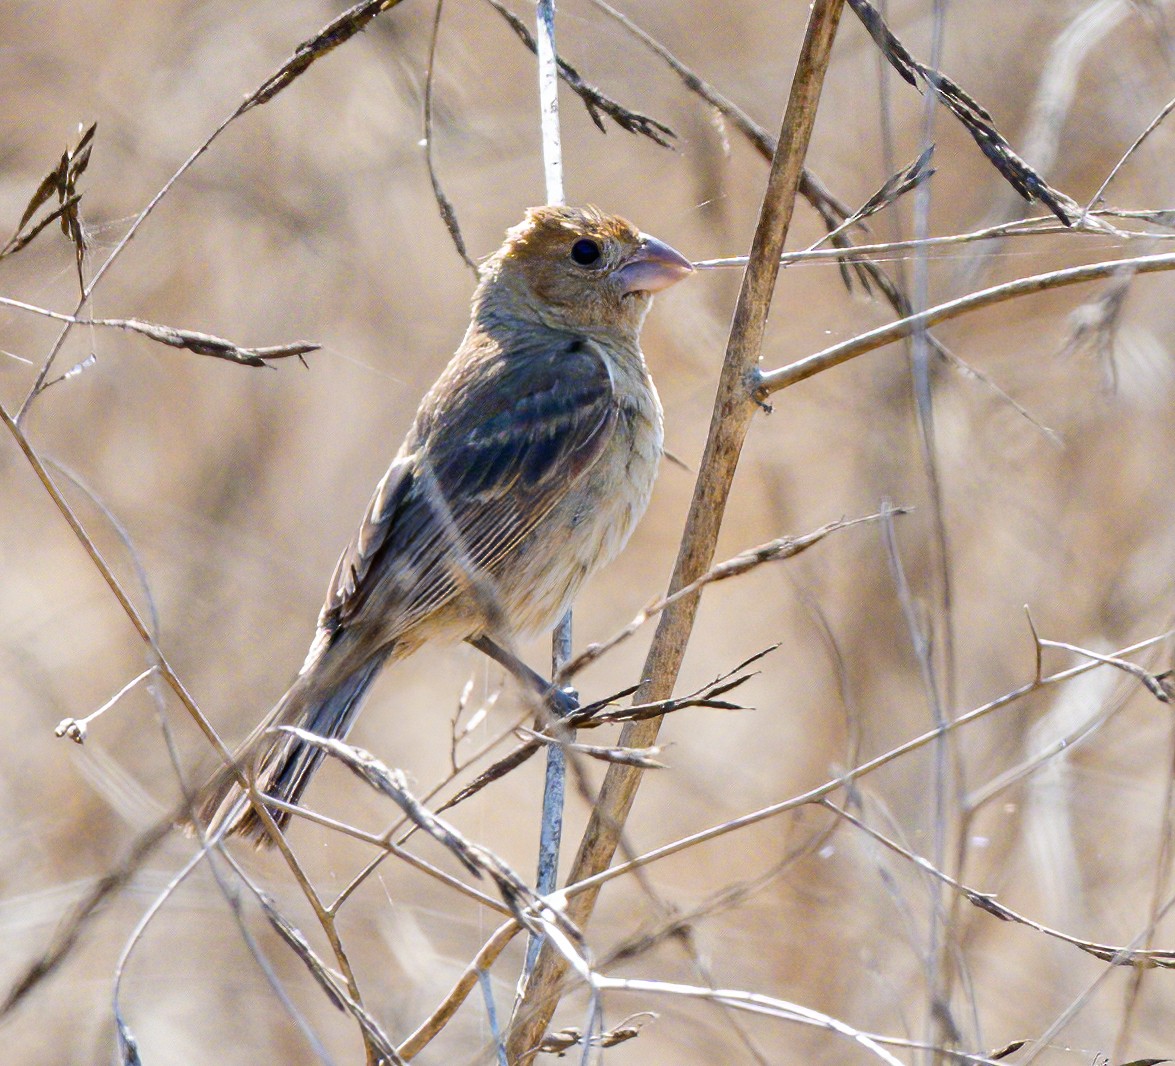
[2,0,1175,1062]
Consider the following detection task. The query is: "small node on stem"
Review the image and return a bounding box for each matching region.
[745,367,773,412]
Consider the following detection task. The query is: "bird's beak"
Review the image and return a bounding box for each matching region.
[618,234,694,295]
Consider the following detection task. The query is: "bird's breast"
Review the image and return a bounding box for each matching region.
[500,362,663,637]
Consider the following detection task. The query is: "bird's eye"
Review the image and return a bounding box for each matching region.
[570,238,602,266]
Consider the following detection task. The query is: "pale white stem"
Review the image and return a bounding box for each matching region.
[536,0,563,205]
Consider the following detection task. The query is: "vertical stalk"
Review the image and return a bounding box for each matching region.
[521,0,574,1004]
[506,1,848,1057]
[536,0,563,207]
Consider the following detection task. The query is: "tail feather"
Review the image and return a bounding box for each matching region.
[195,645,390,847]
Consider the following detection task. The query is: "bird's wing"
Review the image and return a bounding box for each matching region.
[319,330,616,638]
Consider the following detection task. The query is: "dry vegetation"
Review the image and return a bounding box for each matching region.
[2,0,1175,1063]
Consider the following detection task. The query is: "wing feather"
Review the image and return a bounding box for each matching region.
[318,328,615,639]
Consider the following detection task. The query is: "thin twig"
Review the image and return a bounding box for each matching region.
[1035,636,1172,703]
[422,0,477,272]
[823,800,1175,969]
[15,0,404,422]
[254,794,511,916]
[559,628,1175,903]
[260,894,404,1063]
[559,512,893,681]
[585,0,898,274]
[397,921,521,1059]
[1085,93,1175,216]
[0,409,373,1039]
[0,401,233,767]
[281,729,584,949]
[756,250,1175,396]
[0,296,317,366]
[1015,886,1175,1066]
[481,0,675,146]
[112,848,338,1066]
[690,210,1169,269]
[1,817,174,1017]
[587,977,907,1066]
[54,668,155,744]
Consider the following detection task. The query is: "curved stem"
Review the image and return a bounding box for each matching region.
[756,251,1175,396]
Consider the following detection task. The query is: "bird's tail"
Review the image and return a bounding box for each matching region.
[194,643,390,847]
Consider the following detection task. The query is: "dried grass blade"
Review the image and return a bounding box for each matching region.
[1,196,82,261]
[436,740,542,813]
[851,145,935,224]
[236,0,406,117]
[481,0,675,145]
[847,0,1078,225]
[111,318,319,365]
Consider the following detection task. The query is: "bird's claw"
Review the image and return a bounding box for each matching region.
[548,684,580,718]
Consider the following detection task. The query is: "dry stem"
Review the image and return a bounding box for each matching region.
[504,0,848,1054]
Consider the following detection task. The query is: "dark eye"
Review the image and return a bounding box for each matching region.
[570,238,602,266]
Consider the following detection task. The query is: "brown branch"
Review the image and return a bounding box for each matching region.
[503,1,848,1055]
[580,0,1086,447]
[396,920,521,1059]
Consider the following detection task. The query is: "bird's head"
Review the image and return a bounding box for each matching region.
[477,206,693,343]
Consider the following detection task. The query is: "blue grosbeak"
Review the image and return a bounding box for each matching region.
[199,206,692,844]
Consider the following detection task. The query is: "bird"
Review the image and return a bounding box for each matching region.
[196,205,693,845]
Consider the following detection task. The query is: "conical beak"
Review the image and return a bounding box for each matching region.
[618,234,694,295]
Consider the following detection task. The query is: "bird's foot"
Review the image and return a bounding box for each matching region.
[547,684,580,718]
